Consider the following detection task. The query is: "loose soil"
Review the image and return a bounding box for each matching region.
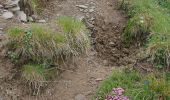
[0,0,139,100]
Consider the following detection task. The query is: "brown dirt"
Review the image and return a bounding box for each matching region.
[0,0,139,100]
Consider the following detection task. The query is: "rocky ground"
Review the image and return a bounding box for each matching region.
[0,0,138,100]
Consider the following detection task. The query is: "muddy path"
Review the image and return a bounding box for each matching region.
[0,0,138,100]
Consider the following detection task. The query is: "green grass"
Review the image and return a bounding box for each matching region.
[94,69,170,100]
[6,17,90,64]
[22,64,46,83]
[57,16,90,55]
[120,0,170,68]
[5,17,90,94]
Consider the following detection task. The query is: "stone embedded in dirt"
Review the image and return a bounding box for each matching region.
[4,0,20,8]
[28,16,34,22]
[0,96,3,100]
[95,78,103,82]
[16,11,27,22]
[38,19,46,23]
[0,30,4,34]
[10,6,20,12]
[76,5,88,9]
[75,94,87,100]
[2,11,14,19]
[103,60,109,66]
[77,16,85,21]
[89,6,95,13]
[0,5,3,8]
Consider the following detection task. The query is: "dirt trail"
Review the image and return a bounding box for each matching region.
[0,0,135,100]
[31,0,129,100]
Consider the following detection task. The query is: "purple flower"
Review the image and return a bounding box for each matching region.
[112,87,125,95]
[106,95,129,100]
[105,87,129,100]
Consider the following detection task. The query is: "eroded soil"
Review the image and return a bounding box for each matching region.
[0,0,138,100]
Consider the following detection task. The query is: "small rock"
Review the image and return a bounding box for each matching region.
[86,22,94,28]
[0,5,3,8]
[16,11,27,22]
[79,9,84,12]
[0,28,3,30]
[0,30,4,34]
[28,16,34,22]
[89,17,95,21]
[75,94,87,100]
[77,16,85,21]
[31,14,39,20]
[2,11,14,19]
[89,8,94,13]
[103,60,109,66]
[83,9,88,13]
[0,96,3,100]
[3,9,8,12]
[109,42,116,47]
[38,19,46,23]
[96,78,103,82]
[5,0,20,8]
[10,6,20,12]
[76,5,88,9]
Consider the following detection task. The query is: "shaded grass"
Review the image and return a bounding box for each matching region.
[120,0,170,68]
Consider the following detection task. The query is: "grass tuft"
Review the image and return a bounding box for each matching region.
[120,0,170,68]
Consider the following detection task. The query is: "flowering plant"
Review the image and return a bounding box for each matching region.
[105,87,129,100]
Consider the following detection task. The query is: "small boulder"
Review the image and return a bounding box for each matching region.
[16,11,27,22]
[2,11,14,19]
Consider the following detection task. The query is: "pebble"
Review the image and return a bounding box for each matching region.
[28,16,34,22]
[77,16,85,21]
[5,0,20,7]
[75,94,87,100]
[0,30,4,34]
[76,5,88,9]
[38,19,46,23]
[96,78,103,81]
[0,96,3,100]
[0,5,3,8]
[89,8,94,13]
[10,6,20,12]
[2,11,14,19]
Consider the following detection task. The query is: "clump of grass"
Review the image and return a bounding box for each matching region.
[123,13,152,47]
[57,16,90,55]
[22,64,46,95]
[120,0,170,68]
[6,25,67,64]
[94,69,170,100]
